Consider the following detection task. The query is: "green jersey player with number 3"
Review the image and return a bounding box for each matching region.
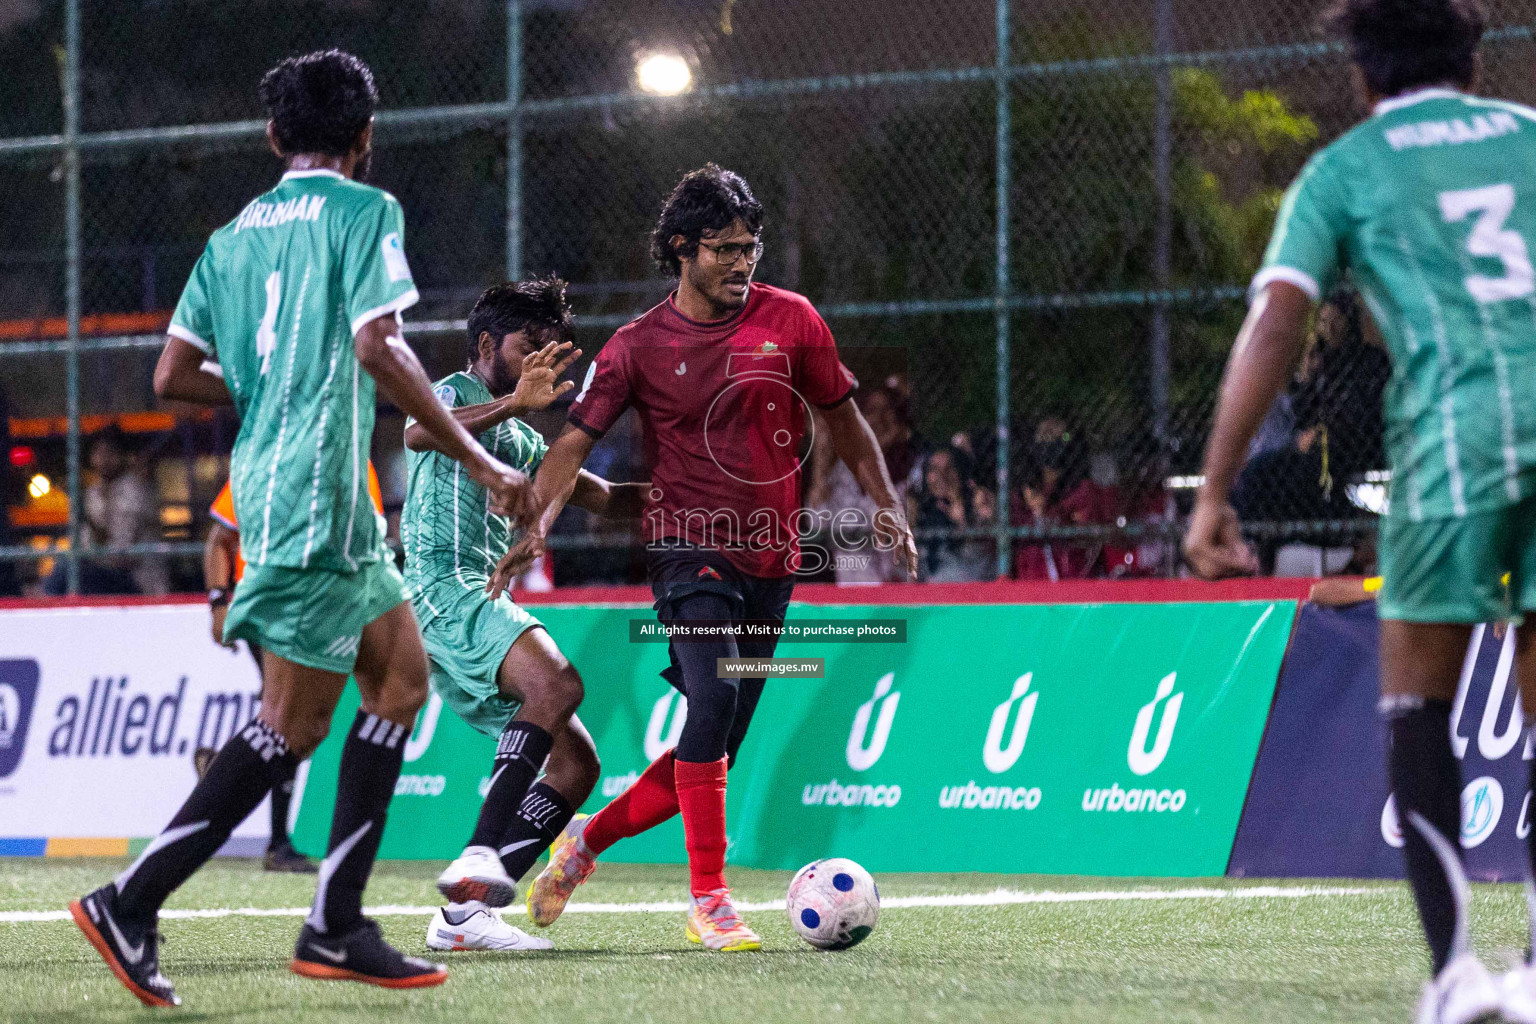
[69,50,531,1007]
[1186,2,1536,1022]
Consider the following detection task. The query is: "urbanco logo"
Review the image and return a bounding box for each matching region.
[982,673,1038,774]
[403,692,442,764]
[645,689,688,760]
[1128,672,1183,776]
[847,672,900,772]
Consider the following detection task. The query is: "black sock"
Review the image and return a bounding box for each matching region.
[116,719,297,918]
[1385,696,1466,975]
[497,782,575,883]
[307,711,406,935]
[467,721,554,852]
[268,760,298,850]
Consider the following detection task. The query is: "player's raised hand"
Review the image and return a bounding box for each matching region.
[511,339,583,414]
[1182,498,1258,579]
[486,530,545,600]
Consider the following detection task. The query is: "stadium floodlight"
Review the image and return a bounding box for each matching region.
[637,53,691,95]
[28,473,50,499]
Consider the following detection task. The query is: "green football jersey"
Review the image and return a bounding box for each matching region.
[1257,87,1536,522]
[401,371,548,611]
[169,168,418,571]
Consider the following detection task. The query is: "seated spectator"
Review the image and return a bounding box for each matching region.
[1012,418,1113,580]
[909,445,995,582]
[1231,290,1387,568]
[44,426,166,595]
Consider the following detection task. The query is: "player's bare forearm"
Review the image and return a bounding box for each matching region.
[355,316,515,492]
[569,471,648,520]
[523,425,598,537]
[822,398,918,576]
[1197,282,1312,507]
[203,522,238,591]
[153,337,233,407]
[403,396,517,453]
[823,399,901,511]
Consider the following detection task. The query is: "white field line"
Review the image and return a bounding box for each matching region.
[0,885,1382,925]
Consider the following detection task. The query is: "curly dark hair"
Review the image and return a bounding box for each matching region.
[1326,0,1487,97]
[649,163,764,276]
[466,275,575,364]
[259,49,378,157]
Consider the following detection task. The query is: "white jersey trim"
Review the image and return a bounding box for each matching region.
[1249,266,1320,303]
[280,168,346,181]
[1373,87,1465,117]
[349,287,420,337]
[167,322,210,352]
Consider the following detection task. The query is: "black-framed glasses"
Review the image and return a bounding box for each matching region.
[698,240,764,266]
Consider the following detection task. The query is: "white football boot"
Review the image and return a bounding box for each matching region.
[1417,954,1500,1024]
[1401,810,1499,1024]
[1498,884,1536,1024]
[425,904,553,952]
[436,845,516,908]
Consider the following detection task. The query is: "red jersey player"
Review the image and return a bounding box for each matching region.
[496,164,916,950]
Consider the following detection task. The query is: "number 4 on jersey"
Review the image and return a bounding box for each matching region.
[256,270,281,374]
[1439,184,1536,303]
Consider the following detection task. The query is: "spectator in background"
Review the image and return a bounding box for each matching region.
[1013,417,1113,580]
[44,426,165,595]
[1230,290,1387,568]
[909,444,994,581]
[804,385,923,583]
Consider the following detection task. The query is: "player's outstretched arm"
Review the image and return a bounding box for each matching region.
[487,423,596,598]
[568,471,647,520]
[403,398,518,453]
[153,337,233,406]
[354,314,529,515]
[1185,281,1312,579]
[822,398,919,579]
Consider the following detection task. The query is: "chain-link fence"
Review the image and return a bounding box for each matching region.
[2,0,1533,593]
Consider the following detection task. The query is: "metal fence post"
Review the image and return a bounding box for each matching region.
[1150,0,1174,447]
[993,0,1012,580]
[64,0,82,595]
[506,0,523,282]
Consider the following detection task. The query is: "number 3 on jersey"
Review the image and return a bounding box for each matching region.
[1439,184,1536,303]
[256,269,281,374]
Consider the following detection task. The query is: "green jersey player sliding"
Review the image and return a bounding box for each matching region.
[1186,2,1536,1022]
[70,50,531,1005]
[399,278,644,952]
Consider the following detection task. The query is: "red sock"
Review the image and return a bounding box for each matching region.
[675,756,729,897]
[582,750,680,855]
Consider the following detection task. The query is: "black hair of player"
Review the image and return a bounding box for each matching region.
[649,163,764,276]
[1325,0,1487,97]
[466,275,575,365]
[259,49,378,157]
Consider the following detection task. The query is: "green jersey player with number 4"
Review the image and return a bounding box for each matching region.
[69,50,531,1007]
[1186,2,1536,1022]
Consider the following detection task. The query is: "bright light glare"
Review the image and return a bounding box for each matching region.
[28,474,50,499]
[637,53,691,95]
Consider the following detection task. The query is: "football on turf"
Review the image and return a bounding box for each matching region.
[786,857,880,950]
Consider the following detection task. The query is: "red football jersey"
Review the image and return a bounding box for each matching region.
[569,283,856,578]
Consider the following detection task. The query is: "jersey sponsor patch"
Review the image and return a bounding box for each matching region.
[382,232,412,282]
[433,384,456,406]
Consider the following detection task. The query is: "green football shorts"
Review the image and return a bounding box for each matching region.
[224,557,407,674]
[1378,498,1536,624]
[415,581,543,737]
